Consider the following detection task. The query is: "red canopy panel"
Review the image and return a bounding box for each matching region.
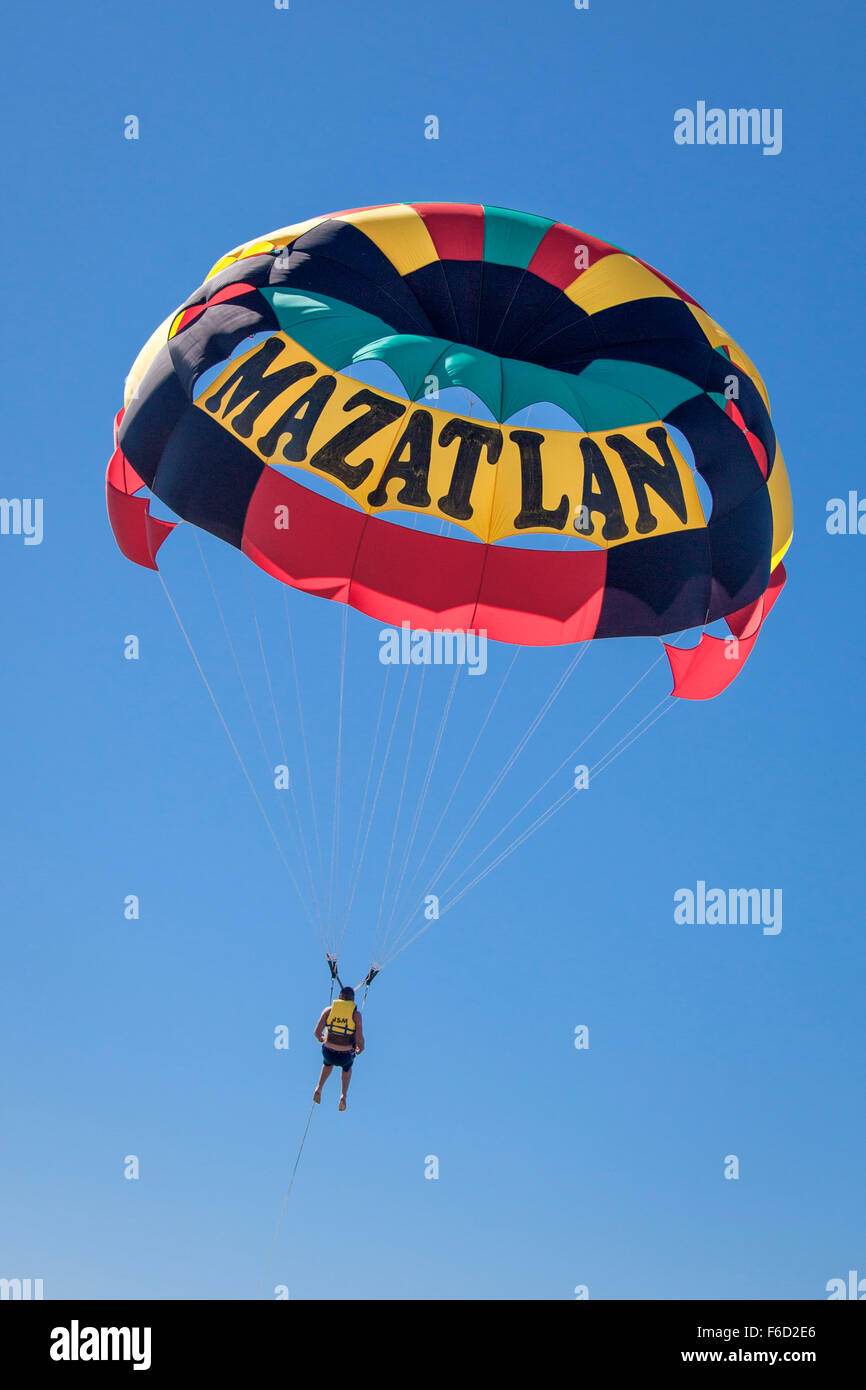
[106,438,176,571]
[242,464,607,644]
[410,203,485,262]
[665,562,786,700]
[527,222,618,288]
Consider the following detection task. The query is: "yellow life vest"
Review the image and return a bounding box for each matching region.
[325,998,356,1044]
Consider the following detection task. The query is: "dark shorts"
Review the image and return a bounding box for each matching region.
[322,1044,355,1070]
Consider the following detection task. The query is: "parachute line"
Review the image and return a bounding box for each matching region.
[401,641,589,918]
[195,540,326,936]
[440,689,672,907]
[156,566,319,938]
[376,664,462,959]
[342,660,411,939]
[591,695,677,778]
[384,647,522,929]
[440,694,674,907]
[283,589,329,912]
[382,648,676,964]
[371,664,427,963]
[337,664,393,960]
[243,568,325,933]
[328,606,350,948]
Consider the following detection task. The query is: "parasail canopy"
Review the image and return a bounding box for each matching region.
[108,202,791,699]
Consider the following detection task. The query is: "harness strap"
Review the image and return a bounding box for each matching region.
[326,953,343,997]
[359,963,381,1008]
[328,955,381,1007]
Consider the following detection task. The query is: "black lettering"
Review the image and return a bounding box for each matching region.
[604,427,689,534]
[578,437,628,541]
[437,419,502,521]
[204,337,316,438]
[367,410,434,509]
[308,389,407,490]
[257,376,337,461]
[510,429,569,531]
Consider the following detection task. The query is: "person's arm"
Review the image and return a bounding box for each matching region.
[314,1007,330,1042]
[354,1009,364,1053]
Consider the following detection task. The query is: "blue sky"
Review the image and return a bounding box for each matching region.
[2,0,865,1300]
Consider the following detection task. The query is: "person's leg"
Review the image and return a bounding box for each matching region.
[338,1062,352,1110]
[313,1062,332,1102]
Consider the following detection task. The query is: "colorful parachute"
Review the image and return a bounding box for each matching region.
[107,202,791,698]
